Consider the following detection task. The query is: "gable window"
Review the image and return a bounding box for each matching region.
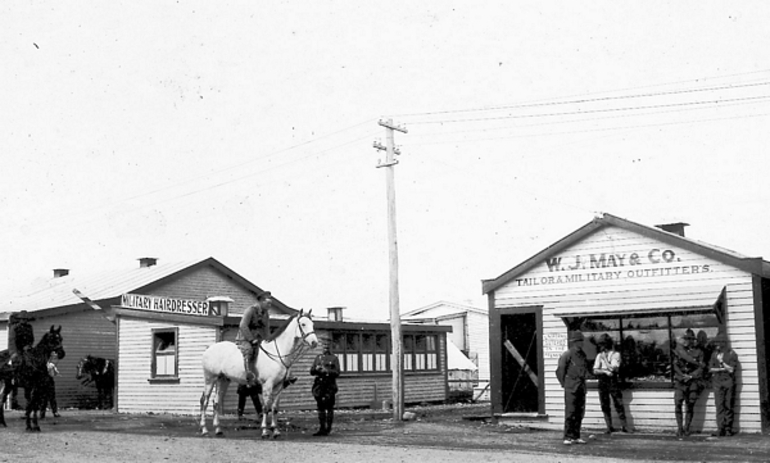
[151,328,178,378]
[576,310,722,386]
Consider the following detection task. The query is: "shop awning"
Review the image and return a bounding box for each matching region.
[551,285,726,319]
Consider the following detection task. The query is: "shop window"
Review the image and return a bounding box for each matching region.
[576,311,721,386]
[151,328,178,378]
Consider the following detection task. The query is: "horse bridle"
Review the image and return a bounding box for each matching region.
[259,314,316,370]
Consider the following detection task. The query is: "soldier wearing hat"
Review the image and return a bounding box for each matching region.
[236,291,273,385]
[309,339,340,436]
[556,330,589,445]
[9,310,35,364]
[708,332,739,436]
[673,328,706,438]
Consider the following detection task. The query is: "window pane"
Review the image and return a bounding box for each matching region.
[362,353,373,371]
[376,334,389,353]
[346,334,360,351]
[404,335,414,352]
[375,353,388,371]
[415,353,426,370]
[621,321,671,382]
[332,334,345,352]
[415,335,426,351]
[404,353,413,371]
[362,333,374,351]
[345,353,359,372]
[427,353,437,369]
[426,336,436,351]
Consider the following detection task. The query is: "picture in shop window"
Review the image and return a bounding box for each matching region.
[576,311,721,384]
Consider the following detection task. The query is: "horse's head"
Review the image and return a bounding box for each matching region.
[295,309,318,350]
[41,325,65,360]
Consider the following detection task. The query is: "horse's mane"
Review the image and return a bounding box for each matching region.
[265,313,301,342]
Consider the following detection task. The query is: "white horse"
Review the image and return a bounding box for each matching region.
[199,309,318,438]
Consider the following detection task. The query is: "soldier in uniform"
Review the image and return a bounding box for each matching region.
[236,292,272,385]
[709,332,739,437]
[8,310,35,409]
[556,330,589,445]
[673,328,705,438]
[236,383,263,420]
[310,341,340,436]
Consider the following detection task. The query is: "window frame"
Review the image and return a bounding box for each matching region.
[573,309,722,389]
[403,333,439,372]
[150,327,179,382]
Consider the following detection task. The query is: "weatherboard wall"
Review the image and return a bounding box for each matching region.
[492,225,763,434]
[117,317,217,415]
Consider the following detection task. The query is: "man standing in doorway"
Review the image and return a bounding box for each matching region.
[556,330,589,445]
[673,328,705,438]
[236,291,272,385]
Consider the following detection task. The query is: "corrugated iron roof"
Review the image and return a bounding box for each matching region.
[0,257,210,317]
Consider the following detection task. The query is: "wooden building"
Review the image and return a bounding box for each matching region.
[482,213,770,434]
[2,257,452,415]
[402,301,490,400]
[0,257,294,410]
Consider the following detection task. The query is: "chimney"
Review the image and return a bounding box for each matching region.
[53,268,69,278]
[138,257,158,268]
[327,306,345,322]
[655,222,689,237]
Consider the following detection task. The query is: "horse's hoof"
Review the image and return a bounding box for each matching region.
[215,430,224,437]
[200,429,209,437]
[271,434,281,440]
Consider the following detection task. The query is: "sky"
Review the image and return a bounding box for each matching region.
[1,2,769,321]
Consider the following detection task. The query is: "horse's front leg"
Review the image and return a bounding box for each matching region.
[25,392,40,432]
[260,393,272,439]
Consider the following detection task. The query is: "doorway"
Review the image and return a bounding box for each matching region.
[500,312,540,413]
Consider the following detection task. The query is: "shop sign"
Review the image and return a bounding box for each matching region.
[120,293,219,317]
[543,333,567,358]
[515,248,712,287]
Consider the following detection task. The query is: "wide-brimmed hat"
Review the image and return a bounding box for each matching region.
[16,310,33,321]
[681,328,696,341]
[257,291,272,300]
[569,331,585,342]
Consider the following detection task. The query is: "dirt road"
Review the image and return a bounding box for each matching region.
[0,406,767,463]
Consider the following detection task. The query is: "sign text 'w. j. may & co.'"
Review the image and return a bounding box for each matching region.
[515,248,711,287]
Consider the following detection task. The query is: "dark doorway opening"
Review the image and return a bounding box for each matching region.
[500,313,539,413]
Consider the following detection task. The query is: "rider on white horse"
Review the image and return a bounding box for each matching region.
[236,292,272,386]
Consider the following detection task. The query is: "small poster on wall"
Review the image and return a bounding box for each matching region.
[543,332,568,358]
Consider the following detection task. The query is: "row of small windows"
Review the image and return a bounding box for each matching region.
[149,329,440,379]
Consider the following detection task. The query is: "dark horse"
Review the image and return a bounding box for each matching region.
[76,355,115,409]
[0,325,65,431]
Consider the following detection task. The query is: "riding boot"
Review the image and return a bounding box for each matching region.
[675,408,684,437]
[313,410,327,436]
[325,409,334,435]
[603,414,613,434]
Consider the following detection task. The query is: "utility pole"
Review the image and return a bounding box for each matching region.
[373,118,407,421]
